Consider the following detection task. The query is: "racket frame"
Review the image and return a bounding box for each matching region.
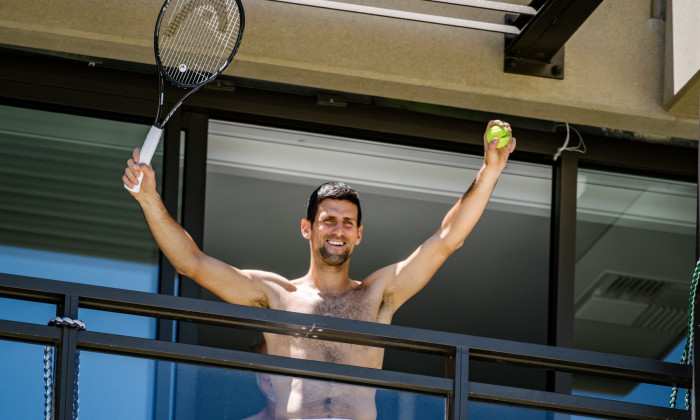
[153,0,245,90]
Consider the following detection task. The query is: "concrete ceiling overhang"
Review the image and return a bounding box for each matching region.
[0,0,698,141]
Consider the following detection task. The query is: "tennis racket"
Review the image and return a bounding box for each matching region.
[126,0,245,192]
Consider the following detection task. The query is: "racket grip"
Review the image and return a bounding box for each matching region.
[125,125,164,193]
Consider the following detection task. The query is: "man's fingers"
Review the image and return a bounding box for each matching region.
[508,137,517,153]
[122,173,136,188]
[132,147,141,163]
[124,166,139,184]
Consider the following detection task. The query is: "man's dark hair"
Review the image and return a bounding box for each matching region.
[306,181,362,226]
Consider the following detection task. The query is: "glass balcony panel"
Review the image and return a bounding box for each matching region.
[174,361,447,420]
[574,169,696,409]
[74,350,446,420]
[78,308,157,339]
[469,401,562,419]
[469,401,626,420]
[573,338,687,408]
[0,297,55,324]
[77,351,156,419]
[0,340,54,419]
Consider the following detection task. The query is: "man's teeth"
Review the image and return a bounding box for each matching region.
[328,240,344,246]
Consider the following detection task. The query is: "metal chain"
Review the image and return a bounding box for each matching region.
[670,258,700,410]
[73,350,81,419]
[43,346,53,420]
[44,317,86,420]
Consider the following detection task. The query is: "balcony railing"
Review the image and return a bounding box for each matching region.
[0,273,693,420]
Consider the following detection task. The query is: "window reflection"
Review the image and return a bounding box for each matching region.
[0,105,164,416]
[0,104,162,276]
[574,168,696,402]
[0,340,53,419]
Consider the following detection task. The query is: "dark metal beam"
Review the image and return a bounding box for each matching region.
[154,103,183,420]
[504,0,604,79]
[177,112,209,345]
[547,152,577,394]
[446,346,469,420]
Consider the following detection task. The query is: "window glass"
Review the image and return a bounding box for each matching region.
[78,351,156,419]
[0,297,55,324]
[469,400,653,420]
[0,105,163,413]
[574,168,696,403]
[203,121,552,386]
[0,340,50,419]
[170,359,446,419]
[0,104,162,288]
[56,351,447,420]
[469,402,571,419]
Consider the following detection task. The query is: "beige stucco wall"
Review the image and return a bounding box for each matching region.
[0,0,697,141]
[669,0,700,94]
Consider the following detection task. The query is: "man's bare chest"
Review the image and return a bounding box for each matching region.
[280,285,381,322]
[269,283,390,367]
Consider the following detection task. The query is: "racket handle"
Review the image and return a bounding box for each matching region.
[125,125,163,193]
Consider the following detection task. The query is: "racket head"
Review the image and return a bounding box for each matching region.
[154,0,245,88]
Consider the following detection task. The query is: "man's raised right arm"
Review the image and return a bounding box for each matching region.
[122,148,290,307]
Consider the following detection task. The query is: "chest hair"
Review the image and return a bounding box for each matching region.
[313,287,375,321]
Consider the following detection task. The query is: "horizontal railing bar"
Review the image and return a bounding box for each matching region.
[0,319,63,345]
[76,329,453,395]
[467,345,691,389]
[0,273,454,353]
[0,273,692,388]
[469,382,690,420]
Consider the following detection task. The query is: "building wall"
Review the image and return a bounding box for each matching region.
[0,0,697,141]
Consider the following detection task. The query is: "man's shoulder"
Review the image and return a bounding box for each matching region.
[243,269,289,281]
[360,262,399,286]
[242,269,297,294]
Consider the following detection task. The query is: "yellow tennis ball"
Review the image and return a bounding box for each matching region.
[486,125,511,148]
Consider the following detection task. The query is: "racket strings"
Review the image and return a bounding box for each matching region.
[158,0,242,86]
[162,5,229,83]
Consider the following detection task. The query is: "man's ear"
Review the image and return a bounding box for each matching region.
[356,224,363,245]
[301,219,312,239]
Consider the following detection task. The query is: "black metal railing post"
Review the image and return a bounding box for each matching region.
[447,346,469,420]
[53,294,80,420]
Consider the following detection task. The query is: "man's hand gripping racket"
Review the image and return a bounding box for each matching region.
[125,0,245,193]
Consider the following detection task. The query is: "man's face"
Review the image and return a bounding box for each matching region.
[303,199,363,267]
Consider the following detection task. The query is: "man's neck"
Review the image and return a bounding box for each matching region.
[305,258,354,293]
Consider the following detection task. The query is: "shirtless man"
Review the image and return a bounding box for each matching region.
[122,120,516,419]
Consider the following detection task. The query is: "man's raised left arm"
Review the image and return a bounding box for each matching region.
[375,120,516,311]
